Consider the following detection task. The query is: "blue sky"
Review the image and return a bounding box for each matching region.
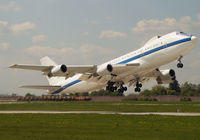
[0,0,200,95]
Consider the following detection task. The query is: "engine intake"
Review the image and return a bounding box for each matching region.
[97,64,113,76]
[157,69,176,84]
[60,64,67,73]
[48,64,67,77]
[169,69,175,77]
[107,64,113,72]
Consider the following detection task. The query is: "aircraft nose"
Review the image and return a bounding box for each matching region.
[191,35,198,45]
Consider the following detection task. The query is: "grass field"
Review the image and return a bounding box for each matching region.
[0,101,200,112]
[0,114,200,140]
[1,101,200,140]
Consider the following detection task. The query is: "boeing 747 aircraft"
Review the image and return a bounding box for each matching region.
[10,31,198,94]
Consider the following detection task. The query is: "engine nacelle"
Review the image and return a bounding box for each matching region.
[157,69,176,84]
[96,64,113,76]
[48,64,67,77]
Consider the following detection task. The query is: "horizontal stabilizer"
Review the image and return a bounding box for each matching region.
[20,85,61,90]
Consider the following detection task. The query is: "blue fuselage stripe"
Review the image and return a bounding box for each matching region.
[52,37,191,94]
[117,37,191,64]
[51,80,81,94]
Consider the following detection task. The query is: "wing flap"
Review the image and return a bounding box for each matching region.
[78,74,111,84]
[110,63,140,75]
[66,65,97,75]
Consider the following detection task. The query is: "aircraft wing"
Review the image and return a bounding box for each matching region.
[9,64,97,77]
[9,61,139,79]
[9,64,52,71]
[66,65,97,74]
[78,62,140,83]
[20,85,61,90]
[111,63,140,74]
[134,68,176,85]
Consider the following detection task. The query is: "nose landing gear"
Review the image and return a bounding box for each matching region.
[177,56,183,68]
[177,63,183,68]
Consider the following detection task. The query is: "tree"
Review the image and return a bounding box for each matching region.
[25,93,35,97]
[166,88,176,95]
[151,85,167,95]
[140,89,152,96]
[11,93,17,97]
[196,84,200,96]
[169,80,181,93]
[139,82,200,96]
[181,82,196,96]
[80,92,89,96]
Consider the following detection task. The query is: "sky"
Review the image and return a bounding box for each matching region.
[0,0,200,95]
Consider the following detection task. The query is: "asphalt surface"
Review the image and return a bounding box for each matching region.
[0,111,200,116]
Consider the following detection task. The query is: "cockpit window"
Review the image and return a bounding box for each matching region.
[176,31,191,36]
[180,32,185,34]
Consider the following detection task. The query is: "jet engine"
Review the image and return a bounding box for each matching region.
[96,64,113,76]
[156,69,176,84]
[48,64,67,77]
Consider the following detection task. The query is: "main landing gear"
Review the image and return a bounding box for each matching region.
[106,81,127,94]
[135,81,142,92]
[106,81,143,93]
[106,81,117,92]
[177,56,183,68]
[118,85,127,94]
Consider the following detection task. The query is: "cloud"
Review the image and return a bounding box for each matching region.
[24,44,114,57]
[10,21,36,35]
[0,21,10,36]
[79,44,115,64]
[32,34,48,43]
[99,30,127,39]
[23,44,115,64]
[131,15,200,34]
[79,44,114,54]
[85,19,97,25]
[0,21,36,36]
[0,21,8,26]
[82,32,89,36]
[0,42,9,51]
[197,14,200,21]
[23,46,77,57]
[0,1,21,12]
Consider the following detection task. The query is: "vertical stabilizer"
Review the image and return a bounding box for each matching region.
[40,56,65,85]
[40,56,57,66]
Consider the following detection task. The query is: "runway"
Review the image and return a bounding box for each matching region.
[0,111,200,116]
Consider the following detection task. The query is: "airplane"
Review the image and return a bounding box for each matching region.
[10,31,198,94]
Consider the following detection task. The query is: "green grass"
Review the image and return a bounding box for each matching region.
[0,114,200,140]
[0,101,200,112]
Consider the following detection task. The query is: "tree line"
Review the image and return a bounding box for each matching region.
[78,80,200,96]
[24,80,200,97]
[140,81,200,96]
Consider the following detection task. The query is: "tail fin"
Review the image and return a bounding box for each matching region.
[40,56,57,66]
[40,56,65,86]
